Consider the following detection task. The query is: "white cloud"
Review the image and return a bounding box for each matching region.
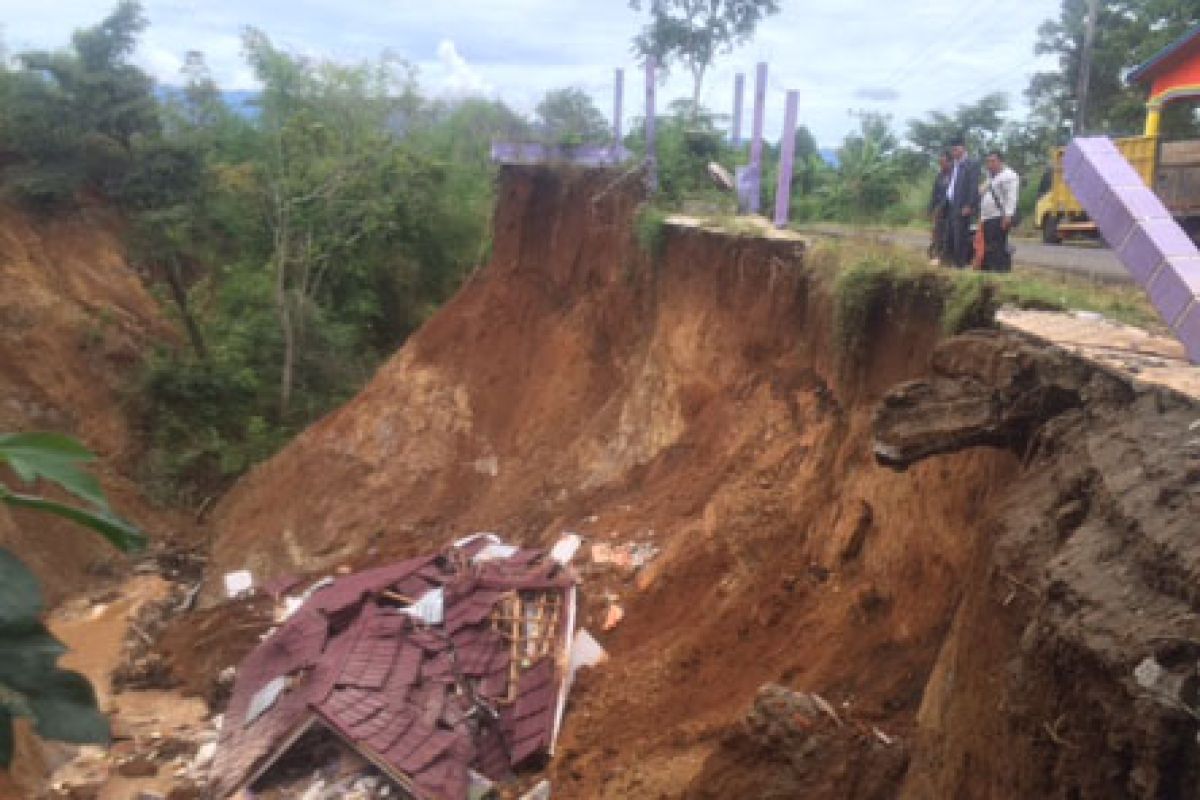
[435,39,492,97]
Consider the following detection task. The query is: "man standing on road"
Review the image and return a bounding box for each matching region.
[980,150,1020,272]
[928,150,952,265]
[945,136,981,268]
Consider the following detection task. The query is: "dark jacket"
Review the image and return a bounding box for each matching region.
[929,169,951,215]
[946,156,981,215]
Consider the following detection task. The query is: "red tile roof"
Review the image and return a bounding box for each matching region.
[210,541,577,799]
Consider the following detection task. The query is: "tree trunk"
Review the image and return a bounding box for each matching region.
[690,64,706,121]
[165,255,207,360]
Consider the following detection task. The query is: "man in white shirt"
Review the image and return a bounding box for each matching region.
[980,150,1020,271]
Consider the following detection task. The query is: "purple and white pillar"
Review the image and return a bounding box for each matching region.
[749,62,767,214]
[646,57,657,193]
[774,91,799,228]
[732,72,745,148]
[613,68,624,148]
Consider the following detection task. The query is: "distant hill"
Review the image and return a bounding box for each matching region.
[818,147,839,168]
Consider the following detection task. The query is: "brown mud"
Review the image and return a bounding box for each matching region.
[5,166,1200,798]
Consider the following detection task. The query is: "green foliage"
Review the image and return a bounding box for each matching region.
[0,432,146,767]
[0,433,146,551]
[821,113,919,222]
[941,272,998,334]
[0,1,158,206]
[630,0,780,116]
[626,100,738,210]
[833,255,919,359]
[535,87,611,146]
[634,204,670,259]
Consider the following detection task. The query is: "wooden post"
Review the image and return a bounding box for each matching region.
[749,62,767,214]
[613,68,624,148]
[732,72,745,148]
[774,91,799,228]
[646,57,658,193]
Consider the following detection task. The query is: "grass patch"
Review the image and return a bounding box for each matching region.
[989,267,1160,330]
[634,204,669,260]
[825,238,1159,361]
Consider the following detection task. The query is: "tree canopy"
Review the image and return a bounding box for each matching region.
[629,0,780,117]
[534,87,611,145]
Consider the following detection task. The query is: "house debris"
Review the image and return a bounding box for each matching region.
[210,536,586,799]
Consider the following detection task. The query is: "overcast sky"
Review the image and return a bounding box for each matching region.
[0,0,1062,147]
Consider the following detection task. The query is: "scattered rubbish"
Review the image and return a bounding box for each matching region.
[473,455,500,476]
[569,628,608,676]
[590,540,660,573]
[602,600,624,631]
[399,586,445,625]
[223,570,254,598]
[809,692,843,727]
[871,725,895,746]
[1134,656,1165,690]
[212,536,580,799]
[519,778,552,800]
[472,541,520,563]
[550,533,582,565]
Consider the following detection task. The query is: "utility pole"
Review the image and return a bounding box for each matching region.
[1075,0,1100,135]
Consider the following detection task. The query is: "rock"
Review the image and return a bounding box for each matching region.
[166,784,203,800]
[192,741,217,770]
[117,755,159,778]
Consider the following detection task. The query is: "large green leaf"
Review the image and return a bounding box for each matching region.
[0,550,42,630]
[0,626,68,693]
[27,671,108,745]
[0,490,146,553]
[0,432,106,510]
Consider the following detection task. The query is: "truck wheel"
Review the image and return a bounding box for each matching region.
[1041,214,1061,245]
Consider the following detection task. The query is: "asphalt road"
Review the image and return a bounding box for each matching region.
[801,224,1132,284]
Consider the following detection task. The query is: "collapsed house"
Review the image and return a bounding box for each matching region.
[210,536,583,799]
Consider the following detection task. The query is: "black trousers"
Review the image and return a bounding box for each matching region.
[947,211,972,268]
[982,217,1011,271]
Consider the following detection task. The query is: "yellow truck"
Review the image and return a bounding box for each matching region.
[1037,22,1200,245]
[1035,137,1200,244]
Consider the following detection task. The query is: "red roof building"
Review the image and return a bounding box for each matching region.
[210,539,578,799]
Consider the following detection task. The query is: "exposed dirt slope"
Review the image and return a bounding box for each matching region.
[0,201,176,598]
[208,166,1017,796]
[208,165,1200,798]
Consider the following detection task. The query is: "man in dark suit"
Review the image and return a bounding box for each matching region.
[944,135,981,268]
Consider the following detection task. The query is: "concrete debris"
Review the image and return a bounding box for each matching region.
[591,540,660,572]
[569,628,608,677]
[602,600,624,631]
[550,533,582,565]
[222,570,254,599]
[519,779,551,800]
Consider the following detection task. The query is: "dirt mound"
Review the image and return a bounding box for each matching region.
[0,201,180,599]
[203,165,1200,798]
[206,166,1011,796]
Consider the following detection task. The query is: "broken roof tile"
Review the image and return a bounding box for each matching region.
[213,539,577,800]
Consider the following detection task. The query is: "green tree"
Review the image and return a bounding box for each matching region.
[822,113,916,221]
[0,1,158,204]
[0,433,145,768]
[534,87,611,145]
[906,93,1009,160]
[630,0,780,118]
[1028,1,1200,138]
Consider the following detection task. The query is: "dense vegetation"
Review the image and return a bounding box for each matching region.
[0,0,1195,499]
[0,3,544,500]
